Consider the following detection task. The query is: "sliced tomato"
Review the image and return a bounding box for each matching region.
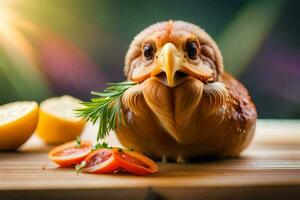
[82,148,120,174]
[114,150,158,175]
[48,140,92,167]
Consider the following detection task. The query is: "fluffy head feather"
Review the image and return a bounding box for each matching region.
[124,21,224,85]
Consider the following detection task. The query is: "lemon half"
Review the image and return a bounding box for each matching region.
[0,101,39,150]
[35,95,86,144]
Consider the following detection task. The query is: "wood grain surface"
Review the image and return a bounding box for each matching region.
[0,120,299,200]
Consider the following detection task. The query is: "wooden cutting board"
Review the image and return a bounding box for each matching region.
[0,120,299,200]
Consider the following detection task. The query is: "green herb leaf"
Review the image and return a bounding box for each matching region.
[75,161,86,175]
[92,142,112,150]
[76,81,136,141]
[75,136,81,147]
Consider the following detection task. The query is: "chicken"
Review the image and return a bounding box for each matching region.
[115,21,257,162]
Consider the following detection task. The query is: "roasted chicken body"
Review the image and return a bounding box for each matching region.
[116,21,257,162]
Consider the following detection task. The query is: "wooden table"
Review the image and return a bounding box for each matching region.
[0,120,299,200]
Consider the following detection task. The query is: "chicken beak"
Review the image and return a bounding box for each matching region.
[151,43,181,87]
[162,43,181,86]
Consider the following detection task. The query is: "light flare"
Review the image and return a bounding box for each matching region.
[0,0,106,99]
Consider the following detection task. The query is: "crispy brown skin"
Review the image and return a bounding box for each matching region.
[116,72,257,161]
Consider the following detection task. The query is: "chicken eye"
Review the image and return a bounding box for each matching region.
[185,41,198,59]
[143,44,154,60]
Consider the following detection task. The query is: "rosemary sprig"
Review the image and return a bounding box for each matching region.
[76,81,136,141]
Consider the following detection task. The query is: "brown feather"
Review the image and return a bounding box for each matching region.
[116,73,256,161]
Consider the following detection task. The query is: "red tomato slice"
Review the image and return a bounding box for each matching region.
[48,140,92,167]
[82,148,120,174]
[114,150,158,175]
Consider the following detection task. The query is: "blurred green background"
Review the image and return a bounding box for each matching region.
[0,0,299,118]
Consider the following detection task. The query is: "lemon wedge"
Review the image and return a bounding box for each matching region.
[35,95,86,144]
[0,101,38,150]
